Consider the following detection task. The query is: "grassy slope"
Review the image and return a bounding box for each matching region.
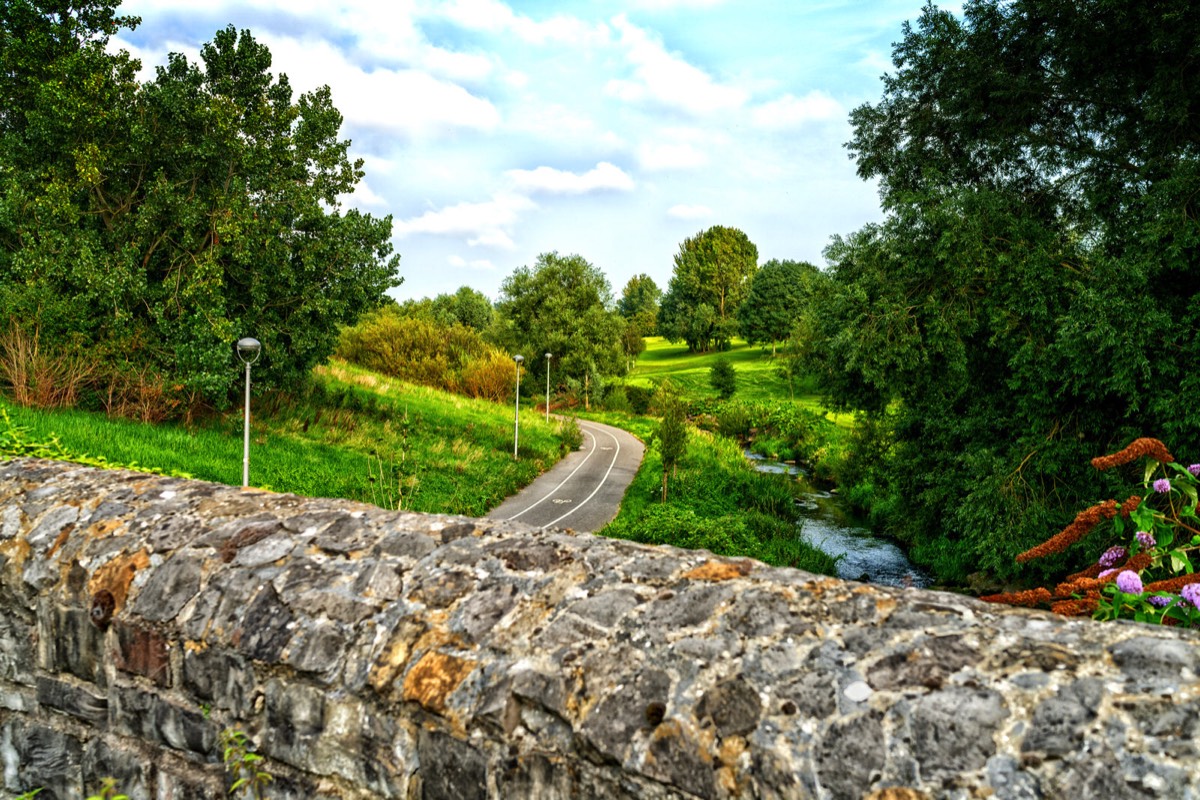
[0,359,569,516]
[627,337,851,425]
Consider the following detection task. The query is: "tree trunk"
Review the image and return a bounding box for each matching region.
[661,468,668,503]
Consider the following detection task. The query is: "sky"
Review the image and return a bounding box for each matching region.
[110,0,950,303]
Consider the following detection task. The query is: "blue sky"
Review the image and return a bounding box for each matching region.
[111,0,947,302]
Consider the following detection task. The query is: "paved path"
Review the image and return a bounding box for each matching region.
[481,419,645,533]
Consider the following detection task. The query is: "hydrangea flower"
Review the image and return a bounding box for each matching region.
[1148,595,1174,608]
[1115,570,1143,595]
[1135,530,1157,550]
[1182,584,1200,610]
[1099,546,1128,568]
[1189,464,1200,477]
[1098,568,1119,580]
[1153,478,1171,493]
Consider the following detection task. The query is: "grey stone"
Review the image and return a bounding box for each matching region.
[817,712,886,800]
[236,583,295,662]
[183,647,256,716]
[1022,678,1103,756]
[417,729,487,800]
[131,552,204,622]
[1109,636,1198,692]
[697,676,762,738]
[580,668,672,763]
[909,687,1007,778]
[635,584,732,631]
[36,676,108,727]
[566,588,641,629]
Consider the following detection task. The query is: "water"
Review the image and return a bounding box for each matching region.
[746,452,932,589]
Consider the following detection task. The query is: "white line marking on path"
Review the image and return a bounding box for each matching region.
[503,428,598,522]
[545,423,621,528]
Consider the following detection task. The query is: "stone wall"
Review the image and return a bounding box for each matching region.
[0,458,1198,800]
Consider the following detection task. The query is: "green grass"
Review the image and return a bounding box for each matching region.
[0,359,573,516]
[627,337,852,426]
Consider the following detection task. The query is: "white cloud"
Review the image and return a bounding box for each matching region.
[394,193,537,250]
[449,255,496,270]
[347,180,389,209]
[638,141,708,171]
[262,36,500,138]
[506,162,634,194]
[668,204,712,220]
[751,91,843,130]
[605,14,746,115]
[433,0,608,46]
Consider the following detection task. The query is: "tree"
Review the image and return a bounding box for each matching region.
[617,273,661,337]
[492,252,625,396]
[0,6,400,408]
[808,0,1200,582]
[710,359,736,400]
[658,226,758,352]
[737,259,821,355]
[431,286,494,331]
[652,382,688,502]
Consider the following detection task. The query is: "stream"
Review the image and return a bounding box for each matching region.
[746,452,932,589]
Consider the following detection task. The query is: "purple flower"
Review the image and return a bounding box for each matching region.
[1181,584,1200,609]
[1189,464,1200,477]
[1099,546,1128,568]
[1135,530,1157,550]
[1098,568,1119,580]
[1148,595,1174,608]
[1115,570,1144,595]
[1154,478,1171,493]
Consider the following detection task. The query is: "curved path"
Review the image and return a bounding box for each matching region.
[481,419,645,533]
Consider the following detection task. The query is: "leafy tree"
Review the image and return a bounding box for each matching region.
[492,252,625,395]
[0,5,400,408]
[808,0,1200,582]
[431,286,494,331]
[617,273,661,337]
[737,259,821,355]
[710,359,736,400]
[658,226,758,352]
[652,382,688,502]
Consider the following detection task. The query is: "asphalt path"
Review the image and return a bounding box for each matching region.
[481,419,645,533]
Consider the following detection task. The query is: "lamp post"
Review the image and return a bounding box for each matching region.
[545,352,552,424]
[513,354,524,459]
[236,337,262,487]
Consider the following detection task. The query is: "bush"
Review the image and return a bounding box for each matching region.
[625,385,653,415]
[709,359,737,399]
[602,385,631,413]
[461,351,516,401]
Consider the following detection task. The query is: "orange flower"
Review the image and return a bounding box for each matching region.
[980,587,1053,607]
[1064,563,1103,582]
[1144,574,1200,594]
[1016,500,1119,563]
[1091,438,1174,471]
[1051,596,1100,616]
[1118,495,1142,518]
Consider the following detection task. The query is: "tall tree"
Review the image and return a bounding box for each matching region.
[0,6,400,406]
[737,259,822,355]
[430,286,494,331]
[617,273,661,337]
[658,226,758,352]
[492,252,625,389]
[808,0,1200,582]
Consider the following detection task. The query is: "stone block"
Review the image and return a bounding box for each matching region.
[130,552,203,623]
[182,647,256,717]
[112,684,218,758]
[36,676,108,727]
[114,621,173,687]
[1,719,84,800]
[39,603,106,686]
[416,729,487,800]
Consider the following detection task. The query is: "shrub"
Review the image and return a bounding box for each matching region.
[709,358,736,399]
[601,385,631,413]
[625,384,653,415]
[460,350,517,401]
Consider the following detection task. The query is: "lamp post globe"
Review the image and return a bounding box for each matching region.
[513,355,524,459]
[236,337,262,487]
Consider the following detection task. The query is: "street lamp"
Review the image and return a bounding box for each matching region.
[513,354,524,459]
[545,352,552,424]
[235,337,262,487]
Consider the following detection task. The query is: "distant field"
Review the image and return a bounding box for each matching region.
[626,337,851,425]
[0,359,571,516]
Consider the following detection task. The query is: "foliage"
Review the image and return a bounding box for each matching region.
[0,5,399,411]
[492,252,627,388]
[658,226,758,352]
[805,0,1200,583]
[433,286,495,331]
[85,778,129,800]
[601,426,838,575]
[618,273,661,337]
[736,259,822,354]
[709,359,736,400]
[983,438,1200,628]
[221,729,273,799]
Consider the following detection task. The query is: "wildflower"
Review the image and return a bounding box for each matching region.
[1182,584,1200,609]
[1091,438,1174,471]
[1153,478,1171,494]
[1147,595,1174,608]
[1097,569,1119,580]
[1190,464,1200,477]
[1099,546,1128,568]
[980,587,1052,607]
[1051,597,1099,616]
[1016,499,1120,563]
[1135,531,1156,550]
[1119,495,1142,517]
[1115,570,1144,595]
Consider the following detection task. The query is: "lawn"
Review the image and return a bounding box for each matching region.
[626,337,851,426]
